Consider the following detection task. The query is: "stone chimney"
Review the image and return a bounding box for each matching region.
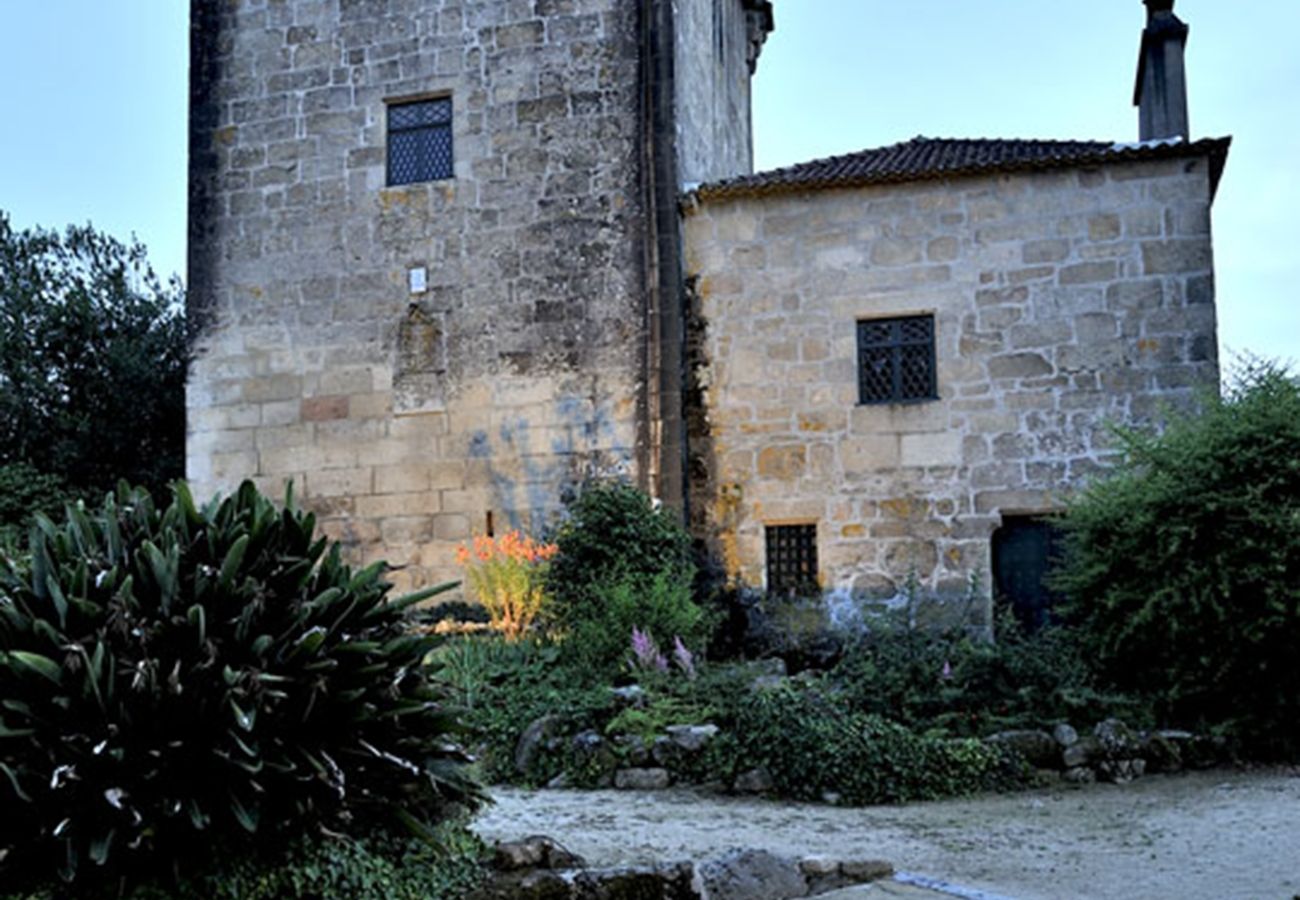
[1134,0,1190,141]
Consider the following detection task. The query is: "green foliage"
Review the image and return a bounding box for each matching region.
[731,682,1006,804]
[563,572,710,673]
[0,216,187,499]
[831,615,1147,737]
[0,480,482,890]
[0,463,70,537]
[2,821,486,900]
[1055,361,1300,754]
[605,695,713,744]
[546,484,703,669]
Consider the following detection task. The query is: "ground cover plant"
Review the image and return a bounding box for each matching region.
[0,480,483,894]
[1055,361,1300,755]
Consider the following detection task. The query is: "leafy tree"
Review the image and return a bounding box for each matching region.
[0,214,187,511]
[1055,360,1300,754]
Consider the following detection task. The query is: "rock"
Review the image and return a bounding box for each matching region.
[1063,765,1096,785]
[1096,757,1146,784]
[1062,735,1102,768]
[1140,731,1184,773]
[987,729,1060,768]
[467,869,572,900]
[545,772,573,790]
[697,849,808,900]
[493,835,586,871]
[614,734,651,767]
[799,856,893,895]
[516,715,565,775]
[614,767,671,790]
[1053,723,1079,748]
[733,767,774,794]
[652,736,683,768]
[839,859,895,882]
[1094,718,1141,758]
[666,724,719,752]
[610,685,646,706]
[573,862,697,899]
[749,674,787,692]
[821,791,843,805]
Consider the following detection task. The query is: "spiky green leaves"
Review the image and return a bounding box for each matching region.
[0,480,481,887]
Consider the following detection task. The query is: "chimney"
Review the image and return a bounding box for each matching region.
[1134,0,1190,141]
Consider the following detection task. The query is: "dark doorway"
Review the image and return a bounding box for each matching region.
[992,516,1064,632]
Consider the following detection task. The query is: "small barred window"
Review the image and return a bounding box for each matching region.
[857,314,937,404]
[766,524,818,595]
[387,97,453,186]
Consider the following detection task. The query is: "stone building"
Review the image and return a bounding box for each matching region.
[188,0,1227,622]
[188,0,773,591]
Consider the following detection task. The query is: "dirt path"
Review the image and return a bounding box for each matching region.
[473,769,1300,900]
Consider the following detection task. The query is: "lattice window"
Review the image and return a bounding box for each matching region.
[766,524,818,595]
[387,97,453,186]
[857,314,937,404]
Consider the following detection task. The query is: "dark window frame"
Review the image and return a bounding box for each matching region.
[765,523,819,595]
[856,314,938,405]
[386,95,454,186]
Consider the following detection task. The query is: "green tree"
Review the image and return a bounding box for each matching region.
[1055,360,1300,753]
[0,214,186,511]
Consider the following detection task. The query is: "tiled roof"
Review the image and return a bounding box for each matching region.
[688,136,1231,203]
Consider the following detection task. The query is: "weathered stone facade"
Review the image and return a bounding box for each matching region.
[187,0,770,590]
[682,153,1221,624]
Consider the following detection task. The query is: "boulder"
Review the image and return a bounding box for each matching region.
[1062,766,1096,785]
[573,863,698,899]
[614,734,651,767]
[1052,723,1079,748]
[516,715,565,775]
[610,685,646,707]
[799,856,894,895]
[666,724,719,752]
[1062,735,1102,769]
[614,767,671,790]
[696,849,808,900]
[1094,718,1142,758]
[492,835,586,871]
[733,767,775,794]
[986,729,1060,768]
[1096,757,1146,784]
[1140,730,1184,773]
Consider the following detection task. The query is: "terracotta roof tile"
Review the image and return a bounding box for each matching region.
[688,136,1231,203]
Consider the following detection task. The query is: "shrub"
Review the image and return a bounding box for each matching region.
[831,614,1147,737]
[0,463,70,536]
[455,531,556,640]
[546,483,706,670]
[1055,361,1300,754]
[0,480,482,889]
[0,216,187,500]
[731,682,1006,804]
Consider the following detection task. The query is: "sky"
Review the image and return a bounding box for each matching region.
[0,1,1295,366]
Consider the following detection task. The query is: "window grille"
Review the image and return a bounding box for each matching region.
[766,524,818,595]
[387,97,453,186]
[857,314,937,404]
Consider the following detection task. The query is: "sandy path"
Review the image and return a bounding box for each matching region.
[473,769,1300,900]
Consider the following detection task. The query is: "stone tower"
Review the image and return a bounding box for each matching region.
[187,0,773,590]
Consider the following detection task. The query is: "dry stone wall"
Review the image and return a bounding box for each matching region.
[683,157,1219,624]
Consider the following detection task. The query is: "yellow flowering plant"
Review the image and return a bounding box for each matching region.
[455,530,557,641]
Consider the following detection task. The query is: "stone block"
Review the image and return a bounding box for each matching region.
[900,432,961,468]
[988,353,1053,379]
[374,463,430,495]
[1142,240,1212,275]
[300,395,349,421]
[1059,261,1118,285]
[1023,238,1069,264]
[756,445,807,480]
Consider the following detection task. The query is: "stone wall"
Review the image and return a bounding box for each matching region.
[682,156,1219,623]
[187,0,767,592]
[674,0,765,185]
[188,0,655,591]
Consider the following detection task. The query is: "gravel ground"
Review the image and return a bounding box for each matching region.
[473,769,1300,900]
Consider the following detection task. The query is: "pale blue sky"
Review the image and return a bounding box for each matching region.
[0,2,1295,365]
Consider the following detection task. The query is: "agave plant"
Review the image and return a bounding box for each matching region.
[0,480,483,886]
